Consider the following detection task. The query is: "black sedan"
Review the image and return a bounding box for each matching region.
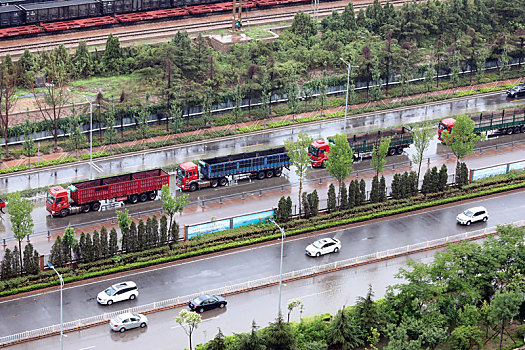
[189,294,227,313]
[507,84,525,98]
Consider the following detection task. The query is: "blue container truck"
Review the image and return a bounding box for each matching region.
[176,147,291,191]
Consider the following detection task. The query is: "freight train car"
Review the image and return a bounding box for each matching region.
[0,5,23,26]
[99,0,171,15]
[20,0,99,24]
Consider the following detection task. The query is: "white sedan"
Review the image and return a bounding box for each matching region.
[109,312,148,332]
[305,238,341,257]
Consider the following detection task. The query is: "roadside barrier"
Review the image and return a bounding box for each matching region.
[1,220,523,347]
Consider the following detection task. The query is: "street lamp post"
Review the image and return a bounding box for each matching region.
[269,218,285,315]
[340,58,358,134]
[48,263,64,350]
[84,96,94,180]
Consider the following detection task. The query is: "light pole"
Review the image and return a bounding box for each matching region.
[340,58,358,134]
[83,96,94,180]
[48,263,64,350]
[269,218,285,315]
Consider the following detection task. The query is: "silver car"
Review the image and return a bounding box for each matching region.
[109,312,148,333]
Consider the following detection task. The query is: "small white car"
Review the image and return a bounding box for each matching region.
[97,281,139,305]
[456,206,489,226]
[305,238,341,257]
[109,312,148,332]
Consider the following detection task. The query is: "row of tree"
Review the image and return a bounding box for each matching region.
[0,243,39,280]
[192,225,525,350]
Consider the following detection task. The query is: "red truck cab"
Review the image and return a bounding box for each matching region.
[308,139,330,167]
[438,118,455,141]
[46,186,70,216]
[176,162,199,191]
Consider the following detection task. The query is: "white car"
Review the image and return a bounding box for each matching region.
[109,312,148,332]
[456,206,489,226]
[97,281,139,305]
[305,238,341,257]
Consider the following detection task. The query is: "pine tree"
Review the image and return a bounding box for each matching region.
[121,226,129,253]
[100,226,108,259]
[286,196,293,219]
[109,228,119,255]
[171,221,180,242]
[84,233,93,263]
[370,176,379,203]
[455,162,462,187]
[160,215,168,246]
[461,162,469,186]
[391,173,401,199]
[23,243,36,275]
[129,221,138,252]
[421,169,432,194]
[1,248,13,279]
[276,196,288,222]
[207,328,226,350]
[359,179,366,205]
[79,232,86,262]
[11,245,20,276]
[430,166,439,193]
[438,164,449,191]
[379,176,386,202]
[263,314,296,350]
[302,192,310,219]
[137,219,146,251]
[49,236,64,268]
[348,180,356,208]
[151,215,159,248]
[340,183,349,210]
[32,250,40,274]
[308,190,319,216]
[145,217,153,249]
[328,184,337,212]
[401,172,410,198]
[92,230,101,261]
[409,171,419,195]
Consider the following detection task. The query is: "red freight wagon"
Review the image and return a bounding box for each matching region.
[47,168,169,217]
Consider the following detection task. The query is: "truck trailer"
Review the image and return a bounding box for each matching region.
[309,127,413,167]
[176,147,291,191]
[46,168,170,217]
[438,108,525,141]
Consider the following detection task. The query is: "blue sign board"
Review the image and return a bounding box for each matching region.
[509,160,525,171]
[232,209,275,228]
[471,164,507,181]
[187,219,231,239]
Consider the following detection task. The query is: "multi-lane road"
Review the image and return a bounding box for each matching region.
[1,189,523,338]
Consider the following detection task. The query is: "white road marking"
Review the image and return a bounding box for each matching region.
[241,144,263,149]
[78,346,95,350]
[292,289,333,301]
[91,163,103,173]
[0,194,506,305]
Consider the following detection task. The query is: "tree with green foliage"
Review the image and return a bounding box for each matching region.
[128,221,138,253]
[359,179,366,205]
[23,243,39,275]
[328,306,363,349]
[109,228,118,255]
[489,291,523,350]
[438,164,448,191]
[421,168,432,194]
[72,41,93,78]
[348,180,356,208]
[62,225,77,264]
[340,184,349,210]
[290,11,317,40]
[49,236,64,268]
[411,122,434,183]
[103,34,122,74]
[390,173,402,199]
[91,229,101,261]
[284,131,314,216]
[99,226,108,259]
[441,115,483,166]
[276,196,291,222]
[159,215,168,246]
[161,184,189,242]
[236,321,265,350]
[151,215,159,248]
[67,106,86,158]
[11,246,21,276]
[117,209,132,252]
[308,190,319,217]
[287,299,303,323]
[317,72,328,116]
[430,166,439,193]
[206,328,226,350]
[370,175,379,203]
[232,79,243,127]
[371,137,391,177]
[21,119,36,166]
[0,248,13,280]
[326,134,354,208]
[286,81,300,119]
[137,219,146,251]
[104,112,118,148]
[379,175,386,202]
[327,184,337,212]
[302,192,311,219]
[84,233,94,263]
[7,191,34,274]
[449,325,484,350]
[380,29,399,95]
[137,105,150,145]
[355,285,381,342]
[263,313,296,350]
[175,309,202,350]
[0,54,18,158]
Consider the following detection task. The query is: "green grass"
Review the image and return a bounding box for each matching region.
[242,26,275,39]
[68,74,142,97]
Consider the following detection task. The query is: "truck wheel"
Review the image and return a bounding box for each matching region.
[388,148,396,156]
[189,183,198,192]
[274,168,282,177]
[139,193,148,202]
[521,125,525,133]
[257,171,265,180]
[81,204,90,213]
[148,191,157,200]
[219,178,228,186]
[129,194,139,204]
[514,126,521,134]
[506,128,513,135]
[59,209,68,217]
[211,179,218,188]
[91,202,101,212]
[396,146,404,155]
[266,170,274,178]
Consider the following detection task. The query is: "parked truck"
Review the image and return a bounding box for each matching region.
[438,108,525,141]
[176,147,291,191]
[0,198,4,213]
[46,169,170,217]
[308,127,413,168]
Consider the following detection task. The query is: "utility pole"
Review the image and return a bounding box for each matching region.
[232,0,242,33]
[232,0,237,33]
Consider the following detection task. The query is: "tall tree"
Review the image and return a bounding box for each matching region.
[380,29,399,95]
[328,306,363,349]
[411,122,434,183]
[7,191,34,274]
[62,225,76,264]
[325,134,354,208]
[284,131,314,216]
[236,321,265,350]
[0,55,18,158]
[175,309,202,350]
[22,119,36,166]
[68,105,87,158]
[489,291,523,350]
[371,137,391,177]
[263,313,296,350]
[441,115,483,166]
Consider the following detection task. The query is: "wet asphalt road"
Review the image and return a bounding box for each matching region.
[1,189,523,337]
[7,249,439,350]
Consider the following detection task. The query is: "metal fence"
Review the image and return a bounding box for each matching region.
[2,220,523,347]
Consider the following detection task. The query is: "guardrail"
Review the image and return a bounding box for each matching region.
[1,220,523,347]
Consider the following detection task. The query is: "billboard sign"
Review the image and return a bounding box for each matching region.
[232,209,275,229]
[186,219,231,239]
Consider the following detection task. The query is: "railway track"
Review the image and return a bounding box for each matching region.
[2,0,404,56]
